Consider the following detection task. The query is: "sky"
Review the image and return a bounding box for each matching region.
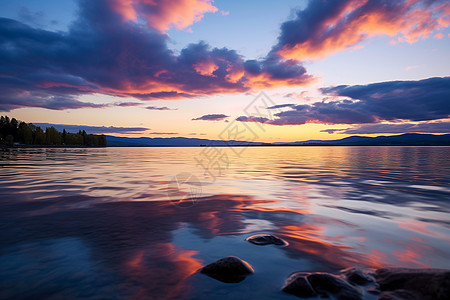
[0,0,449,142]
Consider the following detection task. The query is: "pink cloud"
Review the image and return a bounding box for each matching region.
[434,32,445,39]
[277,0,450,60]
[111,0,218,31]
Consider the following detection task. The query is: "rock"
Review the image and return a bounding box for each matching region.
[341,267,374,285]
[378,290,419,300]
[282,272,317,298]
[199,256,254,283]
[375,268,450,300]
[307,273,363,300]
[245,234,288,246]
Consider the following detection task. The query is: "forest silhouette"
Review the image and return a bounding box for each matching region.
[0,116,107,147]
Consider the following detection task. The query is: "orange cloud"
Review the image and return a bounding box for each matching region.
[278,0,450,60]
[193,60,219,76]
[246,72,316,89]
[111,0,218,31]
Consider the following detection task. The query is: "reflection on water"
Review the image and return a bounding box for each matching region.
[0,146,449,299]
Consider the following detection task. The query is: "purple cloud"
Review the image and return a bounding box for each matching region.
[115,102,142,107]
[192,114,229,121]
[322,122,450,135]
[145,106,177,111]
[237,77,450,126]
[0,0,313,111]
[236,116,270,123]
[266,104,296,109]
[320,128,348,134]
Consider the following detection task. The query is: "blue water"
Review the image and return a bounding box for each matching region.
[0,146,449,299]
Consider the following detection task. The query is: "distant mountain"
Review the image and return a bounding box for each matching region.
[289,133,450,146]
[106,133,450,147]
[106,135,268,147]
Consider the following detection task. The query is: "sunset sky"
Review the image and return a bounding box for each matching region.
[1,0,449,142]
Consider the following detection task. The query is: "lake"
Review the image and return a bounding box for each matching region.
[0,146,449,299]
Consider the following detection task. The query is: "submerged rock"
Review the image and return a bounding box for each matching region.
[282,267,450,300]
[341,267,374,285]
[199,256,254,283]
[245,234,288,246]
[282,272,317,298]
[375,268,450,300]
[282,272,362,300]
[307,273,363,300]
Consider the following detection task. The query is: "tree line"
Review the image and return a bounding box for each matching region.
[0,116,107,147]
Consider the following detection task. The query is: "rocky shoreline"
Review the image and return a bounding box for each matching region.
[198,234,450,300]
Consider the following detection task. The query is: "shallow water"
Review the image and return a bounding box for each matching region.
[0,146,449,299]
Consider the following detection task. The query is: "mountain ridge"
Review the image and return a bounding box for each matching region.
[106,133,450,147]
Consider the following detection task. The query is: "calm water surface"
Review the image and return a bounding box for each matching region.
[0,146,449,299]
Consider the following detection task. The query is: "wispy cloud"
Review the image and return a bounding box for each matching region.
[192,114,229,121]
[434,32,445,39]
[405,65,419,71]
[33,123,150,134]
[266,104,296,110]
[114,102,142,107]
[149,132,179,135]
[145,106,177,111]
[0,95,108,112]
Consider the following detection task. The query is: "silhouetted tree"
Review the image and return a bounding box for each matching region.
[1,115,107,147]
[34,127,46,145]
[10,118,18,137]
[98,135,107,147]
[18,122,33,144]
[62,129,67,144]
[66,133,83,145]
[45,127,62,145]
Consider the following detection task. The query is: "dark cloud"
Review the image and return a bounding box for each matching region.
[0,0,313,111]
[141,91,194,99]
[321,77,450,122]
[145,106,177,111]
[0,94,106,112]
[192,114,229,121]
[322,122,450,135]
[115,102,142,107]
[237,77,450,126]
[321,128,347,134]
[33,123,149,134]
[236,116,270,123]
[266,104,296,109]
